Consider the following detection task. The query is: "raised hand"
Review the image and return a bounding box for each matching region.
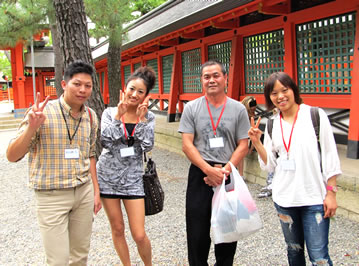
[28,92,50,130]
[115,91,128,120]
[248,116,263,144]
[136,95,151,122]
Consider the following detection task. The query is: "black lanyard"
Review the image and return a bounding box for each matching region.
[59,100,82,144]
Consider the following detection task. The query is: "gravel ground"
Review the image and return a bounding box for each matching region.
[1,143,359,265]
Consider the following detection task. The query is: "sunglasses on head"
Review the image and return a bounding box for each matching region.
[127,136,135,147]
[249,99,257,108]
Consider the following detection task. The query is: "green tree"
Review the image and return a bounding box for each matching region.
[0,0,64,96]
[132,0,166,16]
[85,0,166,107]
[53,0,105,156]
[0,0,48,47]
[0,51,12,80]
[85,0,132,107]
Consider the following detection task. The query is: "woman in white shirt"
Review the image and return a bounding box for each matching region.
[248,72,341,266]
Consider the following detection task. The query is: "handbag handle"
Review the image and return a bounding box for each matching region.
[143,151,153,163]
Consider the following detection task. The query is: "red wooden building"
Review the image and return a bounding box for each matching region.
[7,0,359,159]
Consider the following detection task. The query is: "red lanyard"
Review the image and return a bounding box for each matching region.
[280,105,300,158]
[121,117,139,139]
[205,96,227,136]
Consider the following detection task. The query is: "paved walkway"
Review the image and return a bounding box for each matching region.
[1,133,359,265]
[1,101,359,265]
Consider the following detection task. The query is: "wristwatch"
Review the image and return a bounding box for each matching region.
[326,185,338,193]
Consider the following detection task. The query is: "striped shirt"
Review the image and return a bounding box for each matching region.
[16,96,98,190]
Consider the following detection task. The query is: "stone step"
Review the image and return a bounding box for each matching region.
[0,115,20,121]
[0,117,22,124]
[0,114,22,131]
[0,123,20,130]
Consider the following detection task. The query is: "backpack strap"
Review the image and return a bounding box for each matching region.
[87,107,93,127]
[267,118,274,140]
[310,107,322,172]
[266,118,279,158]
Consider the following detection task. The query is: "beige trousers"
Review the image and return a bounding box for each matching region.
[35,181,94,266]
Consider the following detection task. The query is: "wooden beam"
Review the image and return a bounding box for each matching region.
[181,29,204,39]
[141,45,160,52]
[129,51,143,57]
[159,38,179,47]
[121,55,132,61]
[211,19,239,29]
[259,4,290,15]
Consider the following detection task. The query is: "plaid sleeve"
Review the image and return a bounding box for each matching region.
[89,108,99,157]
[14,108,40,151]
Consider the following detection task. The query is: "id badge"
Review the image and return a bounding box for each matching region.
[281,159,296,171]
[65,148,80,159]
[209,137,224,148]
[120,147,135,157]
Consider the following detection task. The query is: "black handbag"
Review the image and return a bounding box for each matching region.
[143,153,164,216]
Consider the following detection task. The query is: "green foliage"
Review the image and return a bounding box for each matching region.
[131,0,167,16]
[0,0,49,47]
[85,0,167,43]
[0,51,12,79]
[85,0,133,45]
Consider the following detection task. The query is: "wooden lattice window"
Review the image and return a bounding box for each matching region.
[244,30,285,93]
[297,12,355,94]
[182,48,202,93]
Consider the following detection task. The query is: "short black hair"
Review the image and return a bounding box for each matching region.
[126,66,156,95]
[200,60,226,76]
[63,60,94,82]
[264,72,303,110]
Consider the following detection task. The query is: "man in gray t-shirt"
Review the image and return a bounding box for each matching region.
[178,60,250,265]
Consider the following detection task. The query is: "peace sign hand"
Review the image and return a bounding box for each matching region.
[28,92,50,130]
[115,91,128,120]
[248,116,263,144]
[136,95,151,122]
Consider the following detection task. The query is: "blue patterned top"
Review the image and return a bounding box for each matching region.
[96,107,155,196]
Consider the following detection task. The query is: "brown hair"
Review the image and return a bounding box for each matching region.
[126,66,156,95]
[264,72,303,110]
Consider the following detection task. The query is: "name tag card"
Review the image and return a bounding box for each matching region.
[209,137,224,148]
[281,159,296,171]
[120,147,135,157]
[65,148,80,159]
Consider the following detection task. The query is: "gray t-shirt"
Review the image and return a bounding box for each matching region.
[178,96,250,164]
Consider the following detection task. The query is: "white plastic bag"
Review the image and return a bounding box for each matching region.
[211,162,262,244]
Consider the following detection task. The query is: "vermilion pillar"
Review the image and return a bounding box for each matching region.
[10,43,26,109]
[227,34,242,100]
[347,7,359,159]
[167,49,180,122]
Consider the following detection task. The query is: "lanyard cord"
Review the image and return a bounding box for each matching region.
[280,105,300,158]
[205,96,227,136]
[121,116,139,140]
[59,100,82,144]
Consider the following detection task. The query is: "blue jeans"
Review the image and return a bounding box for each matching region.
[274,203,332,266]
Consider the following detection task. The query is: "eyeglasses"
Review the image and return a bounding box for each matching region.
[127,136,135,147]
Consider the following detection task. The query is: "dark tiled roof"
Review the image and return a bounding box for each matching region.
[122,0,253,50]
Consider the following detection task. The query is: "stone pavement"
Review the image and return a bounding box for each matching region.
[1,131,359,265]
[153,113,359,222]
[1,101,358,221]
[0,103,359,265]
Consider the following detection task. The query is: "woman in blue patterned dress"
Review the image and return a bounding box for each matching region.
[96,66,156,265]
